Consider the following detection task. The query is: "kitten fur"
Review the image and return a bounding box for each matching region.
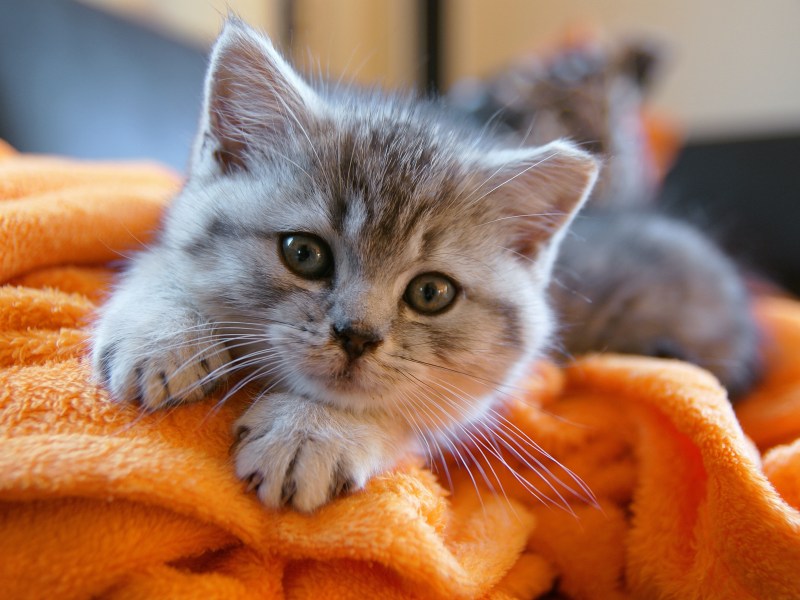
[552,210,761,398]
[91,19,598,512]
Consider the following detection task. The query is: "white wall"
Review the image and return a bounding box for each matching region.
[78,0,419,89]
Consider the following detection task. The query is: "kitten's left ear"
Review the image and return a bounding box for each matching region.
[192,18,323,177]
[478,140,599,267]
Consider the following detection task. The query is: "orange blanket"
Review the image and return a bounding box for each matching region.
[1,142,799,599]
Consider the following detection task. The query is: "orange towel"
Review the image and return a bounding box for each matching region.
[1,144,799,599]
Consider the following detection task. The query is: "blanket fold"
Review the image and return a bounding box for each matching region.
[1,144,799,599]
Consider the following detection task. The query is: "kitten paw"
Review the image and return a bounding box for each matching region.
[93,322,231,410]
[233,394,400,512]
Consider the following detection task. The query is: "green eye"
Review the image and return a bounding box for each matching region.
[280,233,333,279]
[405,273,458,314]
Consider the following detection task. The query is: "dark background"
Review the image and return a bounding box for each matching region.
[1,0,798,293]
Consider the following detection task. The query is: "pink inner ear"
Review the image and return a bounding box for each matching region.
[509,214,564,259]
[202,21,318,174]
[209,106,249,174]
[479,143,599,260]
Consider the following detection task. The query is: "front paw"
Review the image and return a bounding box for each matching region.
[93,319,231,410]
[233,394,402,512]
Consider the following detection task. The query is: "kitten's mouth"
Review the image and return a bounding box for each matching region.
[328,364,364,387]
[317,356,378,393]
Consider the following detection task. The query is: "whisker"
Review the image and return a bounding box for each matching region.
[420,374,571,513]
[389,353,524,395]
[402,372,516,511]
[478,211,566,227]
[400,373,488,513]
[420,371,595,511]
[391,376,454,493]
[487,408,597,506]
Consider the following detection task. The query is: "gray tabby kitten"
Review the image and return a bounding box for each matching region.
[91,20,598,512]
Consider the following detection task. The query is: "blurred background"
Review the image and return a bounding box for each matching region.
[0,0,798,291]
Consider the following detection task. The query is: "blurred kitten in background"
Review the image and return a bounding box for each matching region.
[449,36,663,209]
[553,210,761,398]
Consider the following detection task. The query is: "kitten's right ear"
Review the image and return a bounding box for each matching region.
[193,18,322,176]
[475,140,599,273]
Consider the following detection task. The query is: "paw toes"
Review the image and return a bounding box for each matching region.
[234,425,251,442]
[135,365,170,410]
[232,398,379,512]
[229,425,251,456]
[158,371,177,405]
[92,318,231,409]
[330,462,355,498]
[280,477,297,506]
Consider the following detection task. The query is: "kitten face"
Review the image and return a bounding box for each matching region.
[161,20,597,433]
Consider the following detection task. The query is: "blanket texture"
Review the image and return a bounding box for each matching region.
[1,142,799,599]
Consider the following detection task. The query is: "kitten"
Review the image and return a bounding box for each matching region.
[91,19,598,512]
[552,210,761,398]
[448,39,661,210]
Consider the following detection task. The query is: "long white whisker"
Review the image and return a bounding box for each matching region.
[487,408,597,506]
[402,375,489,511]
[393,381,455,493]
[419,374,559,513]
[401,372,503,511]
[423,372,594,511]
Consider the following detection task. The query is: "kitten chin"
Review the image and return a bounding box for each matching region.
[91,17,598,511]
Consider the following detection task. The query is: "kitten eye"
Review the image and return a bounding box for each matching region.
[405,273,457,314]
[280,233,333,279]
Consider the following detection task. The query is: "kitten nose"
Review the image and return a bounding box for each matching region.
[332,324,382,360]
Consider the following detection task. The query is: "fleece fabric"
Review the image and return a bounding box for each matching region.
[1,142,799,599]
